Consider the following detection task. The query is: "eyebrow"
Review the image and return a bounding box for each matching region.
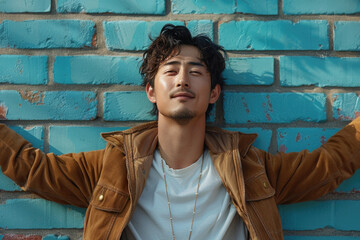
[163,60,205,67]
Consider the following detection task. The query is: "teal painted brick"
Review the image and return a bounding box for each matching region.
[0,0,51,13]
[172,0,235,14]
[0,20,96,49]
[10,126,45,150]
[333,93,360,121]
[0,55,48,85]
[285,236,360,240]
[0,169,21,192]
[236,0,278,15]
[0,90,97,120]
[334,21,360,51]
[57,0,165,14]
[43,234,70,240]
[277,128,339,153]
[224,57,274,85]
[219,20,328,50]
[54,56,142,85]
[104,91,156,121]
[225,128,272,151]
[276,127,360,193]
[49,126,126,155]
[280,56,360,87]
[284,0,360,15]
[187,20,213,40]
[103,21,184,51]
[336,170,360,193]
[0,199,85,229]
[279,200,360,231]
[224,92,326,124]
[0,126,44,191]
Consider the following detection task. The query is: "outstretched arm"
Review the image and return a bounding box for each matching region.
[0,124,104,208]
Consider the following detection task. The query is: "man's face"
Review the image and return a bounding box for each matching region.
[146,45,220,121]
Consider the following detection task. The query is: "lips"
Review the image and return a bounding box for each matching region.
[172,92,195,98]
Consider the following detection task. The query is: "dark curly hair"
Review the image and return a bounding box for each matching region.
[140,24,226,118]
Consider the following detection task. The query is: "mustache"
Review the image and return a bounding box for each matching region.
[169,88,196,98]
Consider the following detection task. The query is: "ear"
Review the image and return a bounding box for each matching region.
[146,83,156,103]
[209,84,221,104]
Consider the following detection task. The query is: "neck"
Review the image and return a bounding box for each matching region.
[157,114,206,169]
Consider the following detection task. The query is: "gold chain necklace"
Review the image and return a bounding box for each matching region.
[160,153,204,240]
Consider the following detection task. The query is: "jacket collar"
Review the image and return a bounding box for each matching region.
[101,121,258,159]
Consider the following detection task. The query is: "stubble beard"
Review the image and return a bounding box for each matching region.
[164,108,195,125]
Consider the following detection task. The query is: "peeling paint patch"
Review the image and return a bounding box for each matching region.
[19,91,44,105]
[279,144,287,153]
[355,111,360,118]
[1,234,42,240]
[91,27,97,47]
[0,103,8,120]
[337,108,352,120]
[296,132,301,142]
[241,97,250,113]
[320,135,326,145]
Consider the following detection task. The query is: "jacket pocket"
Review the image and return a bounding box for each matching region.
[91,183,129,212]
[245,173,282,240]
[245,173,275,201]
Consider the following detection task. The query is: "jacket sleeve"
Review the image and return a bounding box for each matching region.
[0,124,104,208]
[258,117,360,205]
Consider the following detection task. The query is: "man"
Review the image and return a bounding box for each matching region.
[1,24,360,240]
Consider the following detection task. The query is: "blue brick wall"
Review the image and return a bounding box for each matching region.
[1,0,360,239]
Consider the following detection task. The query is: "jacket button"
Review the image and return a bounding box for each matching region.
[99,194,104,201]
[263,182,268,189]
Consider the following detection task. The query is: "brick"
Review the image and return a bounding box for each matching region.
[187,20,214,40]
[49,126,126,155]
[0,170,21,191]
[279,200,360,231]
[333,93,360,121]
[334,21,360,51]
[280,56,360,87]
[277,128,339,153]
[103,21,184,50]
[0,90,97,120]
[219,20,328,50]
[336,170,360,193]
[236,0,278,15]
[103,21,184,51]
[0,126,44,191]
[225,127,272,151]
[54,56,142,85]
[172,0,235,14]
[0,55,48,85]
[285,236,360,240]
[42,234,69,240]
[57,0,165,14]
[103,20,216,51]
[275,127,360,193]
[0,235,69,240]
[224,57,274,85]
[0,235,41,240]
[283,0,360,15]
[0,199,85,229]
[224,92,326,124]
[103,91,156,121]
[0,20,96,49]
[0,0,50,13]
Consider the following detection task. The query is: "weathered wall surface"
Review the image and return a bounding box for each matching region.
[1,0,360,239]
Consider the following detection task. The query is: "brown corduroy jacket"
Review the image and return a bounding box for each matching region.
[1,118,360,239]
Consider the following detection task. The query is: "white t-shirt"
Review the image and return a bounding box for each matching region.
[126,149,248,240]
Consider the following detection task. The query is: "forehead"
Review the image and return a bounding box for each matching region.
[162,45,203,64]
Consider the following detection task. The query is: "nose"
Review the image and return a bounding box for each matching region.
[176,68,190,88]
